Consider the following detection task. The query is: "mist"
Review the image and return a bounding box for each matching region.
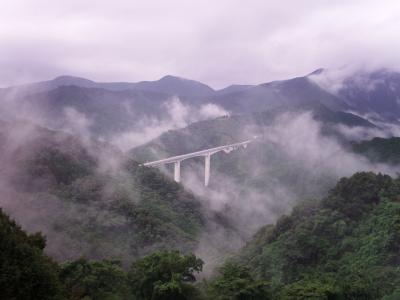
[142,111,399,271]
[110,98,230,150]
[1,64,400,275]
[0,89,399,277]
[0,88,234,265]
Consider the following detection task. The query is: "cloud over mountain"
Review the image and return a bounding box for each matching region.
[2,0,400,88]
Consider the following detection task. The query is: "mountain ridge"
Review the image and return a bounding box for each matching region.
[2,67,400,143]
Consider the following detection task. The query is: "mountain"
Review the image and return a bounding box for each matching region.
[340,69,400,120]
[3,68,400,119]
[207,75,349,114]
[0,75,100,96]
[311,69,400,123]
[2,69,400,299]
[131,107,374,163]
[3,68,400,144]
[0,120,237,263]
[1,74,214,98]
[215,84,254,95]
[129,108,383,242]
[2,172,400,299]
[0,75,217,139]
[11,85,173,136]
[207,68,400,125]
[134,75,215,97]
[352,137,400,165]
[217,172,400,299]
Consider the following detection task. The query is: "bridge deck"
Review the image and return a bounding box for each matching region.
[142,140,252,167]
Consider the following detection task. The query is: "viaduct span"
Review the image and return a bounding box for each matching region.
[142,139,253,186]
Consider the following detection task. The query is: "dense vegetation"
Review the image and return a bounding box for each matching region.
[2,65,400,300]
[224,172,400,299]
[2,172,399,299]
[0,122,209,263]
[0,209,205,300]
[131,108,376,203]
[352,137,400,165]
[0,208,63,299]
[130,111,361,238]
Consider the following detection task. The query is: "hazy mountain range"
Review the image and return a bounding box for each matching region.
[2,68,400,299]
[1,68,400,141]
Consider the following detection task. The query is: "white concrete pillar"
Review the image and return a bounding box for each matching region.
[174,161,181,182]
[204,154,211,186]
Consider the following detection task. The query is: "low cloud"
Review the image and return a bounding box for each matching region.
[199,103,229,119]
[111,97,230,151]
[308,66,389,96]
[137,111,399,269]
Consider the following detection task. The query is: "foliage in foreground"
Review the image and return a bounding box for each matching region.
[0,208,63,299]
[207,263,270,300]
[2,172,400,299]
[0,208,205,300]
[231,172,400,299]
[0,121,205,263]
[129,251,204,300]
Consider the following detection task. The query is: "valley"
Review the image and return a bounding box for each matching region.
[1,68,400,299]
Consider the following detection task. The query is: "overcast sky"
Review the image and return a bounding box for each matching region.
[1,0,400,88]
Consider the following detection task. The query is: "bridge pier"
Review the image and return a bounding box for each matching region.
[204,154,211,186]
[142,139,253,187]
[174,161,181,182]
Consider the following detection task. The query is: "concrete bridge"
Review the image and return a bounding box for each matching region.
[142,139,253,186]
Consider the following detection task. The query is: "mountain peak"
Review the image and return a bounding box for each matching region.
[136,74,215,96]
[307,68,325,76]
[159,75,187,81]
[52,75,95,85]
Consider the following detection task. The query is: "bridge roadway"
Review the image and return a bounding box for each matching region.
[142,139,253,186]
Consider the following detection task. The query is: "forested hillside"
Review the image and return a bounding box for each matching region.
[3,0,400,298]
[4,68,400,141]
[130,108,391,240]
[131,108,373,163]
[215,172,400,299]
[2,172,400,299]
[0,121,220,263]
[352,137,400,165]
[0,206,206,299]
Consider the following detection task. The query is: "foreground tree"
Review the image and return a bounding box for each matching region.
[60,258,132,300]
[207,263,270,300]
[0,208,63,300]
[224,172,400,299]
[128,250,204,300]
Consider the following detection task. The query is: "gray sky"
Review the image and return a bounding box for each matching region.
[1,0,400,88]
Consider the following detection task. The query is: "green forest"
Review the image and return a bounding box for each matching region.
[2,172,400,300]
[2,71,400,300]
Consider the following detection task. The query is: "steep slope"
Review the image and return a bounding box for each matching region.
[215,84,254,95]
[227,172,400,299]
[3,69,399,144]
[130,109,382,242]
[131,108,374,163]
[352,137,400,165]
[339,70,400,120]
[13,85,172,136]
[0,78,218,139]
[0,121,213,263]
[311,69,400,123]
[207,75,349,114]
